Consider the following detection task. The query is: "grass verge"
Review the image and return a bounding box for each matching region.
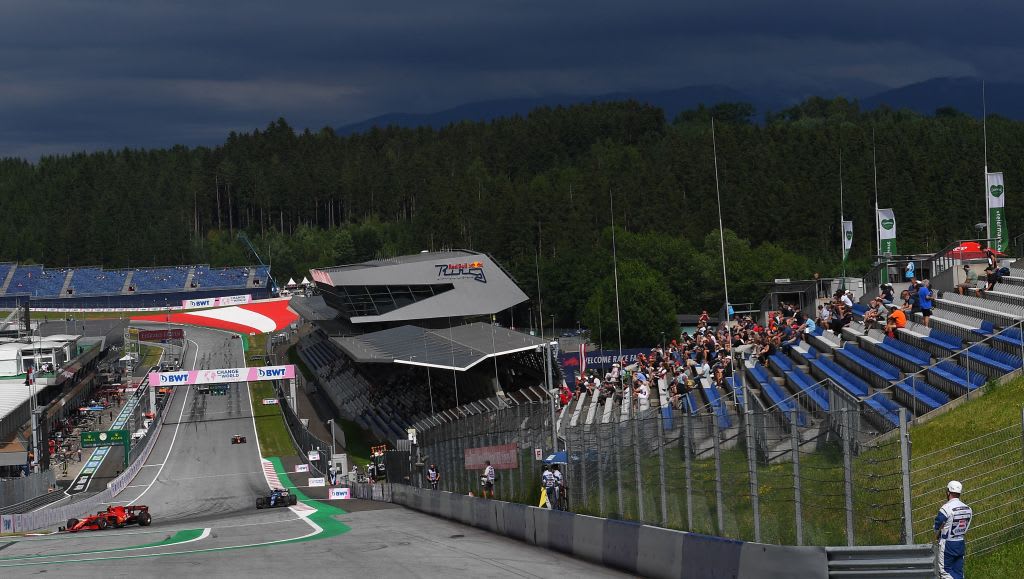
[250,381,296,458]
[138,344,162,370]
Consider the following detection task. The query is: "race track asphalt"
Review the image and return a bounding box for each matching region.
[0,326,625,578]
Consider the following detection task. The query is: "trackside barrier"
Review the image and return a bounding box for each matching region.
[0,380,169,533]
[354,483,829,579]
[825,545,934,578]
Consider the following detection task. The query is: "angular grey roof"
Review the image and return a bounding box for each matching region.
[310,250,529,323]
[331,322,546,371]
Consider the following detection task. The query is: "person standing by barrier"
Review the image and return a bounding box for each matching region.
[541,465,557,509]
[552,464,565,511]
[935,480,973,579]
[426,464,440,490]
[481,461,495,498]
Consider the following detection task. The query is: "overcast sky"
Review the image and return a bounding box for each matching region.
[0,1,1016,159]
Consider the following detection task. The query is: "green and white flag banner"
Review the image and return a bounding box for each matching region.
[986,172,1008,252]
[842,220,854,260]
[877,208,897,254]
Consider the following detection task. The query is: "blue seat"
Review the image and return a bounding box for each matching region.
[769,353,795,374]
[703,385,732,429]
[963,343,1023,373]
[809,356,870,398]
[683,390,701,415]
[923,329,963,351]
[851,303,869,318]
[992,327,1023,349]
[928,361,986,396]
[972,320,997,337]
[725,376,745,410]
[835,344,901,381]
[893,377,950,413]
[864,394,900,429]
[758,379,807,427]
[786,369,830,412]
[879,337,930,367]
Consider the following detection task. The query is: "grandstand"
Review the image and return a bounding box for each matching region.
[292,250,551,444]
[0,263,275,308]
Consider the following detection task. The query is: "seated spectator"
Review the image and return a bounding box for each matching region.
[985,266,999,293]
[830,303,852,337]
[885,308,907,338]
[956,265,979,295]
[878,283,894,304]
[863,298,888,332]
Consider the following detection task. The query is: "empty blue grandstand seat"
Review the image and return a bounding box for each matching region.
[725,376,745,410]
[809,356,870,398]
[923,329,962,351]
[879,337,930,367]
[69,268,130,295]
[963,343,1023,373]
[702,385,732,429]
[683,390,701,415]
[928,361,986,396]
[131,267,189,292]
[835,344,901,381]
[785,369,830,412]
[864,394,900,429]
[769,353,795,374]
[193,266,249,289]
[992,327,1023,349]
[972,320,997,337]
[894,377,950,413]
[759,379,807,427]
[851,303,869,318]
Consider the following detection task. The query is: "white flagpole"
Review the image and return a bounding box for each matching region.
[839,146,846,280]
[711,119,740,406]
[610,190,623,360]
[873,128,880,257]
[983,80,990,245]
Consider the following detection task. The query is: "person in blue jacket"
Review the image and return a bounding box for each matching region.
[934,480,973,579]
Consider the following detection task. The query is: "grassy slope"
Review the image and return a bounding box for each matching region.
[138,344,162,370]
[250,381,295,458]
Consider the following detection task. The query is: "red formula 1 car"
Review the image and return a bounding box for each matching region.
[63,505,152,532]
[231,434,247,444]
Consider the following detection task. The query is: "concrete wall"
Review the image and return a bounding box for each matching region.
[384,485,829,579]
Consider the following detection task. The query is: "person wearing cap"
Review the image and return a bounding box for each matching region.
[934,480,973,579]
[956,265,979,296]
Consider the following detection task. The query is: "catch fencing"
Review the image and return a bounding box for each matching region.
[410,384,1024,551]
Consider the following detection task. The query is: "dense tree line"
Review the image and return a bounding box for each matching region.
[1,97,1021,345]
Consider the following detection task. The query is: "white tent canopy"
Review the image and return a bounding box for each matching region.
[301,277,311,286]
[286,278,297,287]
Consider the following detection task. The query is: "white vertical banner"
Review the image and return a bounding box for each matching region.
[842,220,854,260]
[986,172,1008,252]
[877,209,896,254]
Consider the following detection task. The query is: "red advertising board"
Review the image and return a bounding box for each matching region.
[464,443,518,470]
[138,329,185,341]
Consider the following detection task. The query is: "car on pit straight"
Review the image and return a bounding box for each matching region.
[256,488,297,509]
[231,434,247,444]
[63,505,152,532]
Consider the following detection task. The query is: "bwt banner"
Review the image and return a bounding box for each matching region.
[329,487,351,500]
[148,364,295,386]
[559,347,648,380]
[464,443,519,470]
[181,294,252,309]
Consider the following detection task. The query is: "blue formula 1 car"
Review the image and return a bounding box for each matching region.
[256,488,298,509]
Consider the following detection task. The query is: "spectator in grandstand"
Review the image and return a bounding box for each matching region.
[863,298,888,332]
[481,461,496,498]
[934,480,972,579]
[918,280,934,328]
[984,247,999,271]
[878,283,895,305]
[829,303,853,337]
[956,265,979,296]
[984,266,999,293]
[817,302,832,329]
[885,308,907,338]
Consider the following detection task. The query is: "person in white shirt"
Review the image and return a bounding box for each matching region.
[934,480,972,579]
[481,461,496,498]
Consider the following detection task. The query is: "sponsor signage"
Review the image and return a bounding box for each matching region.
[138,329,185,342]
[308,477,325,487]
[328,487,351,500]
[295,464,309,473]
[308,450,321,462]
[148,365,296,386]
[181,294,252,309]
[262,398,278,405]
[464,443,518,470]
[534,448,543,461]
[559,348,648,380]
[435,260,487,283]
[81,430,130,448]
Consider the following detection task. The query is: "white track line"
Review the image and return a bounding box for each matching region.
[123,338,199,504]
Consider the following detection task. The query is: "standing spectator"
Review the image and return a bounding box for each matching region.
[934,480,972,579]
[956,265,979,296]
[77,447,83,463]
[426,464,440,490]
[918,280,934,328]
[541,465,558,509]
[481,460,495,498]
[552,464,565,511]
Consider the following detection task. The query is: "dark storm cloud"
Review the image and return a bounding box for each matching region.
[0,1,1019,159]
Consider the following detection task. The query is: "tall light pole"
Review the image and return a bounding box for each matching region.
[544,341,559,454]
[327,418,336,466]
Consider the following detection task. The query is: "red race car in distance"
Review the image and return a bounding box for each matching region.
[231,434,247,444]
[63,505,152,532]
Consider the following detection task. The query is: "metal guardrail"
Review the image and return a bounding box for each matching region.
[825,544,933,578]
